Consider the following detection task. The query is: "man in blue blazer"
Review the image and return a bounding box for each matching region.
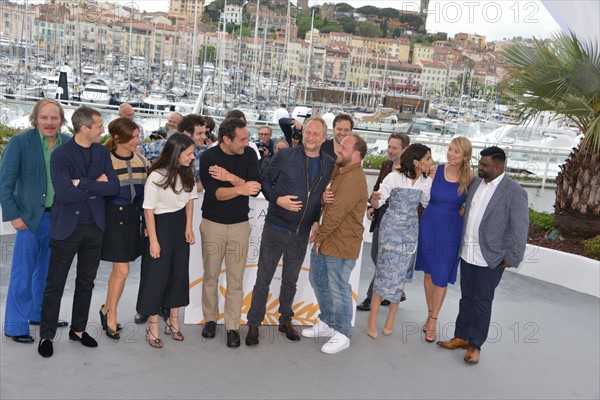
[0,99,71,343]
[38,106,119,358]
[438,146,529,365]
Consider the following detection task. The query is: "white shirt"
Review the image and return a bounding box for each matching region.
[377,171,432,209]
[460,172,505,266]
[143,170,198,215]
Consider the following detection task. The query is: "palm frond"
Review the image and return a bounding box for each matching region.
[502,32,600,152]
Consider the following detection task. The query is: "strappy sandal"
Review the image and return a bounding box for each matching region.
[423,310,432,333]
[425,316,437,343]
[165,316,184,341]
[145,321,163,348]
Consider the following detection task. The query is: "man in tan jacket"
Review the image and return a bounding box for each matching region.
[301,133,368,354]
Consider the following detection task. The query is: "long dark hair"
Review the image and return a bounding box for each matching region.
[148,133,195,193]
[397,143,431,179]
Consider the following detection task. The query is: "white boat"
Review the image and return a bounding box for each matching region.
[142,91,184,114]
[4,83,41,101]
[354,108,412,134]
[81,79,111,104]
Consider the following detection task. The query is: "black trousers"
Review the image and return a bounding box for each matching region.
[454,258,504,349]
[136,209,190,316]
[246,223,310,326]
[40,223,104,339]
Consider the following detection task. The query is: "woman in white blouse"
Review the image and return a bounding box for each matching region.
[367,144,433,339]
[136,134,198,349]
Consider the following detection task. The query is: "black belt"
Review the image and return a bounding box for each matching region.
[44,207,52,212]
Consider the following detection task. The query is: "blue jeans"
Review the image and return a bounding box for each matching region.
[247,223,310,326]
[309,248,356,338]
[4,212,51,336]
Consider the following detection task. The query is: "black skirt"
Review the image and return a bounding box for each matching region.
[100,203,143,262]
[136,208,190,315]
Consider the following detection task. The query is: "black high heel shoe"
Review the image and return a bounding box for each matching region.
[105,323,120,340]
[99,305,123,332]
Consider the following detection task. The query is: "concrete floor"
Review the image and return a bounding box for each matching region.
[0,235,598,400]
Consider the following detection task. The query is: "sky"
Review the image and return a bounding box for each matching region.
[26,0,562,41]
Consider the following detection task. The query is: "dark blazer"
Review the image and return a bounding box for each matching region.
[50,138,119,240]
[0,128,71,232]
[261,145,334,233]
[462,175,529,269]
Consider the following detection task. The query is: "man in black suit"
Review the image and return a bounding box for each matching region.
[38,106,119,358]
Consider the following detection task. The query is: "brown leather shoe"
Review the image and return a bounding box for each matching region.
[464,346,481,364]
[279,321,300,342]
[437,337,468,350]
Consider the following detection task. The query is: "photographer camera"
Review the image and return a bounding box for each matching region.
[291,126,303,147]
[257,126,274,158]
[278,106,311,147]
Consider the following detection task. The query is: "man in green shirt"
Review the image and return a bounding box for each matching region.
[0,99,71,343]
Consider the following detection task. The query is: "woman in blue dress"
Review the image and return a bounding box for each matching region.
[367,144,433,339]
[415,137,473,343]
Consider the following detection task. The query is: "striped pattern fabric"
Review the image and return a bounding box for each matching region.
[109,152,149,206]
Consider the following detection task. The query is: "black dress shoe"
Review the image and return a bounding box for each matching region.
[134,313,148,324]
[38,339,53,358]
[201,321,216,339]
[400,293,407,302]
[4,333,34,344]
[356,298,371,311]
[381,299,391,306]
[278,321,300,342]
[245,326,259,346]
[68,330,98,348]
[29,319,68,327]
[226,330,240,348]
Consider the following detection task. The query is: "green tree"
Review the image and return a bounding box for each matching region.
[356,5,379,16]
[380,8,400,19]
[502,33,600,237]
[198,45,217,65]
[380,19,388,38]
[297,15,326,39]
[399,14,423,30]
[204,0,223,23]
[357,21,381,38]
[319,22,343,34]
[339,16,357,34]
[335,3,354,13]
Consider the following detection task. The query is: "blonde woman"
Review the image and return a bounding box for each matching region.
[99,117,149,339]
[415,136,474,343]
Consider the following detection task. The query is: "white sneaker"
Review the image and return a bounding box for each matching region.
[301,320,336,338]
[321,331,350,354]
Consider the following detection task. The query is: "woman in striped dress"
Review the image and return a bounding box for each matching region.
[99,117,149,339]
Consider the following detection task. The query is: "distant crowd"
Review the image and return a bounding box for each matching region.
[1,98,528,364]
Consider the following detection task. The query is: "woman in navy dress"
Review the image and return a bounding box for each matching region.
[415,136,473,343]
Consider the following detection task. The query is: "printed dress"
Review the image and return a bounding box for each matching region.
[373,172,431,304]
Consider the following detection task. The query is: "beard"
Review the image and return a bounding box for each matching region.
[336,154,350,167]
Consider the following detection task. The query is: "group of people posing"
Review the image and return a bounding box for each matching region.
[1,98,529,363]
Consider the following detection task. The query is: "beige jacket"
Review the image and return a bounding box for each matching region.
[316,162,368,260]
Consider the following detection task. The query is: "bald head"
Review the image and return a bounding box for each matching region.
[119,103,135,120]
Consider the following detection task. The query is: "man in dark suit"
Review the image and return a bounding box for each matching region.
[38,106,119,358]
[438,146,529,365]
[0,99,71,344]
